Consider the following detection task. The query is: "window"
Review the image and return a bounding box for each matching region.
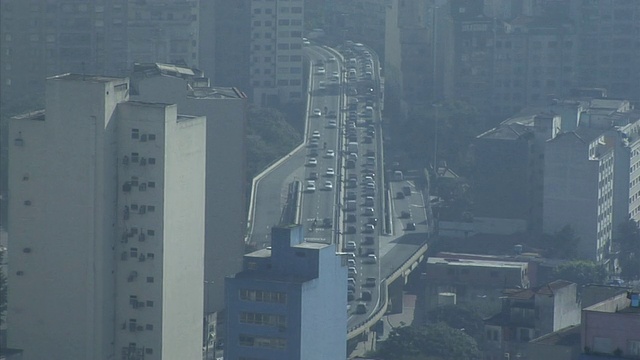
[131,129,139,139]
[148,181,155,188]
[148,134,156,141]
[147,253,155,260]
[145,324,154,331]
[148,206,155,212]
[131,153,139,163]
[145,348,153,355]
[147,277,154,283]
[148,158,156,165]
[239,289,287,304]
[130,248,138,257]
[240,312,286,328]
[239,334,286,349]
[146,300,154,307]
[147,229,155,236]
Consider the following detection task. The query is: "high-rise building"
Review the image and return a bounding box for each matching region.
[570,0,640,103]
[250,0,305,106]
[130,62,248,348]
[199,0,252,94]
[225,225,348,360]
[0,0,199,114]
[7,74,206,360]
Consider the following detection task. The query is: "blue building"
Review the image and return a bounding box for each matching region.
[225,225,348,360]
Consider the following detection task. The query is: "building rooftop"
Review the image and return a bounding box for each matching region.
[502,279,574,300]
[48,73,126,83]
[294,242,329,250]
[529,324,581,346]
[427,257,526,269]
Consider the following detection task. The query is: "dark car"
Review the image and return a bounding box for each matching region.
[362,236,374,245]
[361,290,372,301]
[400,211,410,219]
[406,222,416,231]
[367,218,378,226]
[323,218,332,228]
[345,225,357,234]
[402,186,412,196]
[345,214,357,223]
[396,191,405,199]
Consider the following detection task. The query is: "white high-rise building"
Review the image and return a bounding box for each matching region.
[7,74,206,360]
[250,0,304,105]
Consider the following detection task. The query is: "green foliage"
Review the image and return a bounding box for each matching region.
[426,305,485,344]
[245,106,302,180]
[553,260,606,286]
[392,100,483,175]
[374,323,481,360]
[615,220,640,280]
[542,225,580,259]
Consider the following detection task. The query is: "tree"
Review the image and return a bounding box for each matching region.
[374,323,481,360]
[426,305,485,344]
[542,225,581,259]
[553,260,606,286]
[245,105,302,194]
[616,220,640,280]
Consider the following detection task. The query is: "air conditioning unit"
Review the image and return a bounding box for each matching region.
[138,183,146,191]
[140,157,147,166]
[139,206,146,214]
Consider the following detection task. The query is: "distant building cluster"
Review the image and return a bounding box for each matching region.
[384,0,640,117]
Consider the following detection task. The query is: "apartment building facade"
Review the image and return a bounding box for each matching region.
[250,0,305,106]
[7,74,205,360]
[130,62,248,348]
[225,225,347,360]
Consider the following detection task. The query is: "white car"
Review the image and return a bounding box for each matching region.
[312,108,322,117]
[327,120,337,128]
[324,180,333,190]
[328,56,337,63]
[312,130,321,139]
[307,158,318,166]
[306,180,316,192]
[345,241,357,251]
[326,167,335,176]
[316,67,326,75]
[324,149,335,158]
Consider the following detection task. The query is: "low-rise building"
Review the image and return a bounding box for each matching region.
[423,256,530,318]
[484,280,581,360]
[580,291,640,358]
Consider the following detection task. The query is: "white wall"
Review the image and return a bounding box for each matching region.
[161,110,206,359]
[8,75,126,360]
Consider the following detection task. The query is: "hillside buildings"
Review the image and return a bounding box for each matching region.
[7,74,205,360]
[225,225,348,360]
